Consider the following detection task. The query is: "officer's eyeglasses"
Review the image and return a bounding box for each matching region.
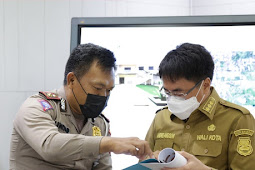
[160,79,204,99]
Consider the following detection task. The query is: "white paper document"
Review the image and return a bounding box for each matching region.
[124,148,187,170]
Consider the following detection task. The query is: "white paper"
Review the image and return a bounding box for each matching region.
[140,148,187,170]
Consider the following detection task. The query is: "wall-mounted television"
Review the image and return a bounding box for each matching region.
[70,15,255,169]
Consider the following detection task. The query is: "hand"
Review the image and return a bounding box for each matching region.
[161,151,211,170]
[140,150,160,161]
[100,137,153,160]
[153,150,160,160]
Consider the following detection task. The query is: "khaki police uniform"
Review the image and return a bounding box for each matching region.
[145,87,255,170]
[10,87,111,170]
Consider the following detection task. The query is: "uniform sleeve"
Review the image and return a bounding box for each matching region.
[145,118,156,151]
[13,98,103,166]
[93,152,112,170]
[228,113,255,169]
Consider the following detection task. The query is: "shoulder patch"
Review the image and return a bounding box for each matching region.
[100,113,110,123]
[219,99,250,115]
[38,99,53,111]
[39,91,60,100]
[156,107,168,114]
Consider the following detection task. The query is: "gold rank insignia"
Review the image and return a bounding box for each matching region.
[202,97,216,114]
[203,97,216,114]
[208,124,216,131]
[237,137,253,156]
[92,126,102,136]
[47,92,56,97]
[39,91,60,100]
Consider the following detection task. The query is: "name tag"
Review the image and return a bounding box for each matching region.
[197,134,221,141]
[157,133,175,139]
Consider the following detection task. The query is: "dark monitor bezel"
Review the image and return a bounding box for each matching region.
[70,15,255,52]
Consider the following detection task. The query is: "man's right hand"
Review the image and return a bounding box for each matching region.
[100,137,153,160]
[161,151,211,170]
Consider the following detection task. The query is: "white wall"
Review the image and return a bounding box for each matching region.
[192,0,255,15]
[1,0,255,169]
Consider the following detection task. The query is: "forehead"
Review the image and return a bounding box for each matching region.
[80,61,115,87]
[162,77,196,90]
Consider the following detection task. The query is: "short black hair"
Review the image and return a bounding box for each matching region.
[63,43,116,85]
[159,43,214,83]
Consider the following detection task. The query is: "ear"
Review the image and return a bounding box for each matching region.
[203,77,211,92]
[66,72,76,89]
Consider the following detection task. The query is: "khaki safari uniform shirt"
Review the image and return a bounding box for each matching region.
[145,87,255,170]
[10,87,111,170]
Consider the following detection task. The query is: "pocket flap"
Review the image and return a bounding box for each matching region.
[191,141,222,157]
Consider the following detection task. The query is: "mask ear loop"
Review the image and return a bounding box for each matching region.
[75,76,88,95]
[196,80,205,103]
[72,88,80,105]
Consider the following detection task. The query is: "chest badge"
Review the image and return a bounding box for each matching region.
[208,124,216,132]
[92,126,102,136]
[237,137,253,156]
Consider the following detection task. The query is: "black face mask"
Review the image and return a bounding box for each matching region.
[72,79,109,119]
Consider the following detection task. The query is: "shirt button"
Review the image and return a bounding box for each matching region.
[186,125,190,129]
[181,148,185,151]
[204,148,208,154]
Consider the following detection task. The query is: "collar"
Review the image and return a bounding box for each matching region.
[56,86,72,116]
[198,86,220,120]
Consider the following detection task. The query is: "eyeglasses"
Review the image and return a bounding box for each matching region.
[160,79,203,98]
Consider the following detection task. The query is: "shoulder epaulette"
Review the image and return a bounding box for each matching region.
[39,91,61,100]
[155,107,168,114]
[219,99,250,115]
[100,113,110,123]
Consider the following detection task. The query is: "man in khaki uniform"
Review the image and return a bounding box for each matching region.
[145,43,255,170]
[10,43,152,170]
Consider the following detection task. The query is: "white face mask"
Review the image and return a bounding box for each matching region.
[167,81,205,120]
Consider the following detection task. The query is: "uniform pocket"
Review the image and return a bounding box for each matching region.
[154,139,174,151]
[191,140,222,157]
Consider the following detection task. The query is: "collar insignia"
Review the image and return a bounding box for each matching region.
[60,98,67,112]
[203,97,216,114]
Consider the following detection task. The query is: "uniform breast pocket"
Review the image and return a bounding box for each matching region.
[191,141,222,157]
[154,139,174,151]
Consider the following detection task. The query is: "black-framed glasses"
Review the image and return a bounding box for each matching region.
[160,79,204,98]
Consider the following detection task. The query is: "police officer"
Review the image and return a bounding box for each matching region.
[10,43,152,169]
[145,43,255,170]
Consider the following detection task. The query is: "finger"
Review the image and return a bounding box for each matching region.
[136,143,145,158]
[152,150,159,159]
[144,142,153,158]
[129,146,139,157]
